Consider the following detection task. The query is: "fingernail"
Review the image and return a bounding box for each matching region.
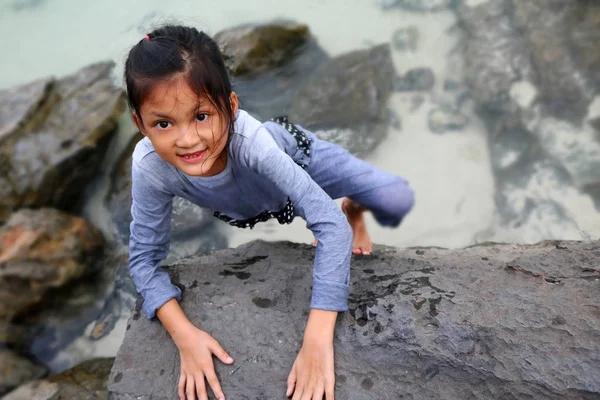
[226,356,233,363]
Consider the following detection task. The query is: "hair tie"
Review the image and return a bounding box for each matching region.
[143,35,150,40]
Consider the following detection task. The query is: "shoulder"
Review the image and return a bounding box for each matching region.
[229,110,280,165]
[131,136,172,191]
[132,136,169,170]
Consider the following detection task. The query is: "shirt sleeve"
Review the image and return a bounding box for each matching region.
[129,159,181,319]
[244,127,353,311]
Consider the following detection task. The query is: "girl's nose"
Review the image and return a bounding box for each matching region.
[175,125,201,148]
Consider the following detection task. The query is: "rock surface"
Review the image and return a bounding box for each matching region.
[3,357,114,400]
[0,61,126,223]
[0,208,104,320]
[109,240,599,399]
[0,349,47,396]
[214,21,310,77]
[289,44,396,157]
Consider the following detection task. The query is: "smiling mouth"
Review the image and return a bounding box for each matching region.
[178,150,206,163]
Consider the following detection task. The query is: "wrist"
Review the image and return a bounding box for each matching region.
[303,309,337,344]
[170,322,198,349]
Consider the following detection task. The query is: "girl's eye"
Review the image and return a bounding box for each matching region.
[155,121,172,129]
[196,113,208,122]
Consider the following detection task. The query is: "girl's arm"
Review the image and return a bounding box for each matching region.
[129,159,181,319]
[130,158,233,400]
[244,126,353,314]
[244,126,353,399]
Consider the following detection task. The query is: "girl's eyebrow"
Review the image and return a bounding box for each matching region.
[151,112,172,119]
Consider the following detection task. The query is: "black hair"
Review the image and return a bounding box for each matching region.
[124,24,235,148]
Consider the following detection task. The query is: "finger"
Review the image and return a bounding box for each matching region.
[300,387,314,400]
[286,365,297,397]
[185,375,196,400]
[194,374,208,400]
[209,341,234,365]
[312,385,325,400]
[326,379,335,400]
[291,386,304,400]
[178,373,186,400]
[205,369,225,400]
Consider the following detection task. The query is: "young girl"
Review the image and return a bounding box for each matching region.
[125,25,414,400]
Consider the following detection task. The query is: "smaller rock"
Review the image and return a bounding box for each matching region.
[428,106,469,133]
[214,21,310,77]
[0,208,104,320]
[388,110,402,130]
[380,0,401,9]
[289,44,396,157]
[443,80,462,91]
[410,95,426,111]
[395,67,436,91]
[590,117,600,133]
[391,26,420,52]
[3,357,114,400]
[0,350,47,396]
[381,0,453,12]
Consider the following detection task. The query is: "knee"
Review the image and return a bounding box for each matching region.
[377,180,415,227]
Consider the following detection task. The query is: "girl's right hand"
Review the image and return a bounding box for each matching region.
[175,326,234,400]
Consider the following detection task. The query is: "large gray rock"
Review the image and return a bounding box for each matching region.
[0,61,126,223]
[109,240,600,399]
[0,208,104,320]
[289,44,396,157]
[3,357,114,400]
[214,21,310,77]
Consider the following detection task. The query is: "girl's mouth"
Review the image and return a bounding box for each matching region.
[178,150,206,163]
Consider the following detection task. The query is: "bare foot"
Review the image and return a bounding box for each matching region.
[342,197,373,255]
[311,199,373,254]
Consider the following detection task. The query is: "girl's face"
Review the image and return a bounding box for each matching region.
[133,74,238,177]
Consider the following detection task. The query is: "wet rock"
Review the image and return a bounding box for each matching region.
[109,240,600,399]
[380,0,454,12]
[214,21,310,77]
[457,0,600,231]
[233,39,329,121]
[289,44,396,157]
[10,247,135,373]
[459,0,598,120]
[0,208,104,320]
[391,26,420,52]
[428,106,469,133]
[4,357,114,400]
[0,350,47,396]
[107,134,227,251]
[395,67,436,91]
[591,117,600,133]
[0,61,126,224]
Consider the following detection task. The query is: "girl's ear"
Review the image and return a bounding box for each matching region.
[132,112,147,136]
[230,91,239,115]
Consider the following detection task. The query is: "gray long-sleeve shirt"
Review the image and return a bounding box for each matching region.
[129,110,352,319]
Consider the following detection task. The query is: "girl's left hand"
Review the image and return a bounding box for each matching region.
[286,337,335,399]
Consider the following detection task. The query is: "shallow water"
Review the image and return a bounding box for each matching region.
[2,0,600,372]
